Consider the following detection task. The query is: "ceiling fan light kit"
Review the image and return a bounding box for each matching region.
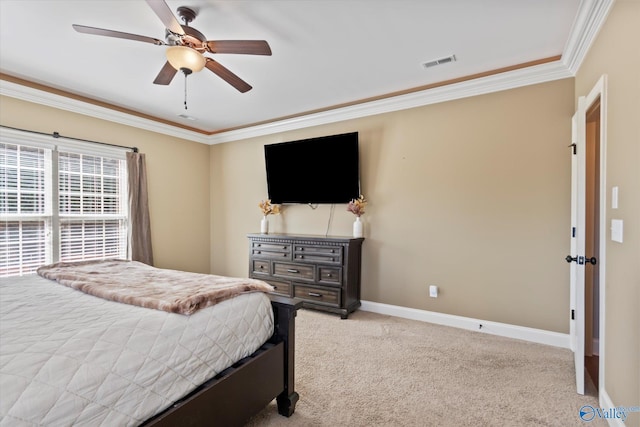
[166,46,206,73]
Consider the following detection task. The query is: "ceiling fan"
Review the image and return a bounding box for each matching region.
[72,0,271,94]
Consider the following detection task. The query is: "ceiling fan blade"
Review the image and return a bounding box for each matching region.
[72,24,164,45]
[153,61,178,85]
[205,59,252,93]
[207,40,272,55]
[145,0,184,35]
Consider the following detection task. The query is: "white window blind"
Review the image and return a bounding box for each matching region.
[1,134,129,277]
[0,143,52,276]
[58,152,127,262]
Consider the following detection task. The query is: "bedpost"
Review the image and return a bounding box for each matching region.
[269,295,302,417]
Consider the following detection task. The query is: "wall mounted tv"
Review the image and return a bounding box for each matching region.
[264,132,360,204]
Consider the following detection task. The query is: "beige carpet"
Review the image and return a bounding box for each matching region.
[246,309,604,427]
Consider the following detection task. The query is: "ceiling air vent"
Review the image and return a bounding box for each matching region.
[422,54,457,69]
[178,114,197,121]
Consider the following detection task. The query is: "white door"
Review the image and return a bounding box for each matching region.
[569,97,586,395]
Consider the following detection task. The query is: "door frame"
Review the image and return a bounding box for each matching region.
[571,74,608,397]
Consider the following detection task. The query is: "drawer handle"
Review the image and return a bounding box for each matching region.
[282,254,287,257]
[283,246,287,249]
[326,273,332,277]
[287,269,299,273]
[298,255,304,259]
[259,265,265,269]
[256,251,261,254]
[308,292,323,298]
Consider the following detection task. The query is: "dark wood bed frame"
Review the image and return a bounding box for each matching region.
[142,295,302,427]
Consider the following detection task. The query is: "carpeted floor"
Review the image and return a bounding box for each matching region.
[245,309,604,426]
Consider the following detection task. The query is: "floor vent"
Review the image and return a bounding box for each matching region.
[422,54,457,69]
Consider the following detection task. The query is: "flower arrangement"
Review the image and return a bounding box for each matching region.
[259,199,281,216]
[347,195,367,217]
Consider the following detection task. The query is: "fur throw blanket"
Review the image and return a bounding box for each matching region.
[37,259,274,315]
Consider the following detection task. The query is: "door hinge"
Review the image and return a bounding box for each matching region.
[571,309,575,320]
[569,143,577,155]
[572,227,576,238]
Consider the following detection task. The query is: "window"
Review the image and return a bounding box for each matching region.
[0,144,51,276]
[1,131,128,277]
[57,152,128,262]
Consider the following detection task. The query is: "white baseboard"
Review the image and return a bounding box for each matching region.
[599,388,626,427]
[360,300,570,349]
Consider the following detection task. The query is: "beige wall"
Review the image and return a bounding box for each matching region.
[210,78,575,333]
[575,0,640,423]
[0,96,211,273]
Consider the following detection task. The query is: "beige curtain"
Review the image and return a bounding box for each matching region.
[126,151,154,266]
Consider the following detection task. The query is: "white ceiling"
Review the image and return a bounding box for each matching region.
[1,0,589,139]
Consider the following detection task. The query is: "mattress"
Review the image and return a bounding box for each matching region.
[0,274,274,427]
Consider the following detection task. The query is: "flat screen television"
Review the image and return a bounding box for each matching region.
[264,132,360,204]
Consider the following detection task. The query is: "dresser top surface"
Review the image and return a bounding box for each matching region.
[247,233,364,243]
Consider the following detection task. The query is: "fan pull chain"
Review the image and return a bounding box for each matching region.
[184,73,188,110]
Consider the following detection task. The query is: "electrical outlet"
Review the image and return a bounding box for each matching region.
[429,285,438,298]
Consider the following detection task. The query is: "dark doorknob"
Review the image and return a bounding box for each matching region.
[565,255,597,265]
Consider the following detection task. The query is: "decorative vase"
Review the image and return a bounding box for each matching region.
[260,216,269,234]
[353,216,363,238]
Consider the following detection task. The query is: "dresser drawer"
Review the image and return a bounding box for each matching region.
[318,267,341,285]
[266,279,291,297]
[294,284,340,307]
[293,245,342,264]
[251,259,270,275]
[251,242,292,259]
[273,262,315,281]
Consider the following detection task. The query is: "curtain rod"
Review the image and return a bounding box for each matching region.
[0,125,138,153]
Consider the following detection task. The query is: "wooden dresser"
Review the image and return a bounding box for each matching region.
[248,233,364,319]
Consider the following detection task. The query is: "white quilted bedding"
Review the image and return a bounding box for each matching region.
[0,274,274,427]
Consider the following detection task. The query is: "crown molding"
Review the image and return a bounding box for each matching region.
[0,80,210,144]
[561,0,615,74]
[1,0,612,145]
[0,61,571,146]
[207,60,572,144]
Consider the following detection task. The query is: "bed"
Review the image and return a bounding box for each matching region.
[0,260,301,427]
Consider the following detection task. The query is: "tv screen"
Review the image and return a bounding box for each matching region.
[264,132,360,204]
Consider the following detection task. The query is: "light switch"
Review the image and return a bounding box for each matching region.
[611,219,623,243]
[429,285,438,298]
[612,186,619,209]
